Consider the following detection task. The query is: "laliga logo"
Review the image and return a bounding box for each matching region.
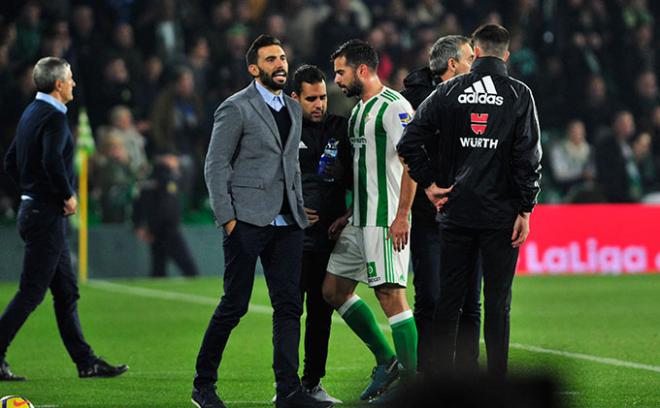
[1,396,34,408]
[524,239,657,274]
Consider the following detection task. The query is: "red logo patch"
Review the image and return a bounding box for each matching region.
[470,113,488,135]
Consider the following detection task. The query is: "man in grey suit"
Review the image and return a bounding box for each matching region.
[191,35,333,408]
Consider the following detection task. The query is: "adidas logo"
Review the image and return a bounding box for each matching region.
[458,75,504,106]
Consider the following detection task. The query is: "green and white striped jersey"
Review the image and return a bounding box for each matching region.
[348,87,414,227]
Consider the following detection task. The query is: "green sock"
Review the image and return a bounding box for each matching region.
[338,295,395,365]
[389,310,418,377]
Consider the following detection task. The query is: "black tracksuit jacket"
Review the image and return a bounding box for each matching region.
[299,114,351,252]
[397,57,542,229]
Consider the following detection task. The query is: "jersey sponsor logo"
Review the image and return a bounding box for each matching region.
[461,112,498,149]
[470,113,488,135]
[398,112,411,128]
[350,136,367,148]
[460,137,499,149]
[458,75,504,106]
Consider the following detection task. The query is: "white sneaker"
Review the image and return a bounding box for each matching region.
[305,382,342,404]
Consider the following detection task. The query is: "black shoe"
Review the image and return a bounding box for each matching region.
[0,359,26,381]
[191,386,227,408]
[78,357,128,378]
[276,386,335,408]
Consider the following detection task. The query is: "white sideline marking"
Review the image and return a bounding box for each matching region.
[88,280,272,314]
[88,280,660,375]
[509,343,660,373]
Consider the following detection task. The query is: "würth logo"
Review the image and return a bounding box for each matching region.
[458,76,504,106]
[470,113,488,135]
[461,112,498,149]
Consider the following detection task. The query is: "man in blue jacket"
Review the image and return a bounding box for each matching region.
[2,57,127,381]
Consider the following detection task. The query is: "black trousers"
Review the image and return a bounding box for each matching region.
[194,221,304,397]
[410,217,482,375]
[300,250,334,387]
[150,222,198,277]
[432,223,518,378]
[0,200,94,367]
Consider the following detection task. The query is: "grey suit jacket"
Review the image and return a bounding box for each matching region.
[205,82,308,229]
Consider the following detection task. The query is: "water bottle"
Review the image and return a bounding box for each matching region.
[317,138,338,182]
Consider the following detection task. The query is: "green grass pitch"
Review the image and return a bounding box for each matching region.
[0,274,658,407]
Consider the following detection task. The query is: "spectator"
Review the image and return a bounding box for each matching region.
[135,55,164,129]
[632,70,659,124]
[578,74,617,141]
[13,1,42,66]
[110,23,143,86]
[92,130,136,223]
[549,120,594,195]
[133,153,199,278]
[631,131,658,195]
[182,34,211,104]
[315,0,365,65]
[106,105,149,178]
[70,5,103,105]
[150,66,205,206]
[153,0,185,64]
[91,56,138,132]
[595,110,641,202]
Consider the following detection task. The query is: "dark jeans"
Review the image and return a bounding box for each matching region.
[300,250,334,387]
[410,217,481,374]
[0,200,94,367]
[194,221,304,397]
[150,223,198,277]
[432,223,518,378]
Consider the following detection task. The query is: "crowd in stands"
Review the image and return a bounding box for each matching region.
[0,0,659,224]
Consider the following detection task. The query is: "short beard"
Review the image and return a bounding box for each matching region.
[258,69,286,91]
[342,78,363,98]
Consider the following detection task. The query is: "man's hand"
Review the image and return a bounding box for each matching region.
[224,219,237,236]
[328,214,349,240]
[387,213,410,252]
[304,207,320,226]
[63,196,77,216]
[425,183,453,211]
[511,212,531,248]
[135,226,154,243]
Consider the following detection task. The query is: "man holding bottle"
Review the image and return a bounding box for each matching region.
[289,64,351,404]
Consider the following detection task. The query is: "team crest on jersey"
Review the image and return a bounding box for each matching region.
[398,113,411,128]
[470,113,488,135]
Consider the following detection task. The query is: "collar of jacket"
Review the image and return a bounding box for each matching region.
[471,57,508,77]
[403,66,438,88]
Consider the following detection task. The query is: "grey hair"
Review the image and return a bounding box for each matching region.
[33,57,70,93]
[429,35,470,77]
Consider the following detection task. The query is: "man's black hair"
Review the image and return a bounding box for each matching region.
[330,39,379,71]
[292,64,326,95]
[471,24,510,58]
[245,34,282,67]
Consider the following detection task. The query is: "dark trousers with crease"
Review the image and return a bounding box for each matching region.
[0,200,94,367]
[194,221,304,397]
[432,223,518,378]
[410,217,482,375]
[300,250,334,387]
